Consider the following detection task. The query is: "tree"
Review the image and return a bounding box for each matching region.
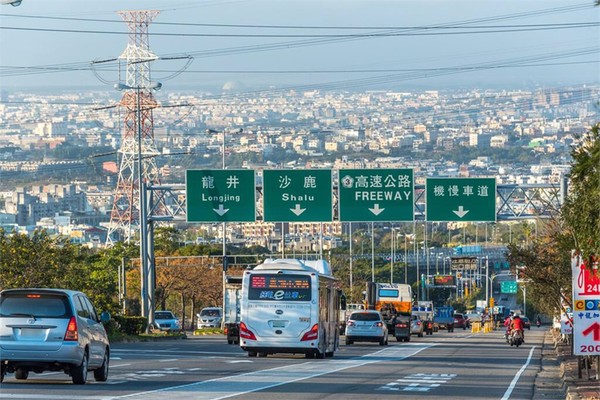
[506,123,599,317]
[561,123,600,257]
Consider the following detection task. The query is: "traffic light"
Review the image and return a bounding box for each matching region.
[490,297,495,308]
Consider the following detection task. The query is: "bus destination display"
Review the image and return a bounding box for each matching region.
[250,275,310,290]
[249,274,311,301]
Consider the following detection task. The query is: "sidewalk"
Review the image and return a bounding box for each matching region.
[533,330,599,400]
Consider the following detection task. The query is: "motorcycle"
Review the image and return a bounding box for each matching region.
[509,329,524,347]
[536,319,541,328]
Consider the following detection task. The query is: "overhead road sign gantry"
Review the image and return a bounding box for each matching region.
[338,168,414,222]
[263,169,332,222]
[426,177,496,222]
[186,169,256,222]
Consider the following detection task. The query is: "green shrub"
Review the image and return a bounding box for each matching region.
[114,315,147,335]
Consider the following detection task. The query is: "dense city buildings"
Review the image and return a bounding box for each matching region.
[0,85,597,246]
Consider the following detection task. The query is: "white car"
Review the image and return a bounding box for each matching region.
[197,307,222,329]
[345,310,388,346]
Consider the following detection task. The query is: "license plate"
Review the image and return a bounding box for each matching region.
[271,320,286,328]
[19,328,45,340]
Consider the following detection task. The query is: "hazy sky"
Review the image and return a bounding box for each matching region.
[0,0,598,92]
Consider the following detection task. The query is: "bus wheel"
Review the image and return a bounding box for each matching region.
[248,351,257,357]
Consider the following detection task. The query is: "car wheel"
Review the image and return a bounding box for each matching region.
[227,340,233,344]
[315,350,325,359]
[94,350,109,382]
[0,363,5,383]
[258,352,268,358]
[405,336,411,342]
[418,332,423,337]
[15,368,29,380]
[396,337,402,342]
[72,352,89,385]
[345,338,353,345]
[248,351,257,357]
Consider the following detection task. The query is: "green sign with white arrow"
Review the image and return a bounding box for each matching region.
[501,281,518,294]
[186,169,256,222]
[338,168,414,222]
[263,169,332,222]
[426,177,496,222]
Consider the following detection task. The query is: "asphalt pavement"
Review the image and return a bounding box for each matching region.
[533,329,599,400]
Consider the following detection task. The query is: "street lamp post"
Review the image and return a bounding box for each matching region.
[390,228,395,284]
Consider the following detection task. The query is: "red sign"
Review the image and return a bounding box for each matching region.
[575,255,600,296]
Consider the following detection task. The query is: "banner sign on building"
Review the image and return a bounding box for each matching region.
[571,250,600,356]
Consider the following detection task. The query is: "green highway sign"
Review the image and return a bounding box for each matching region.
[186,169,256,222]
[426,177,496,222]
[263,169,332,222]
[338,168,414,222]
[501,281,518,294]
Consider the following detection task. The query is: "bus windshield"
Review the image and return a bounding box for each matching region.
[379,289,399,298]
[248,274,311,301]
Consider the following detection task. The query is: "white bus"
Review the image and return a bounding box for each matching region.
[239,258,343,358]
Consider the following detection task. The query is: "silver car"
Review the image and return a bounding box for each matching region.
[0,288,110,384]
[197,307,222,329]
[345,310,388,346]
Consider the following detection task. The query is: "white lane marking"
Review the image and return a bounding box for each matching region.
[108,343,434,400]
[0,395,109,399]
[501,346,536,400]
[379,373,457,392]
[158,359,179,363]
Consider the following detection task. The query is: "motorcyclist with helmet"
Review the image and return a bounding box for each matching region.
[510,314,525,342]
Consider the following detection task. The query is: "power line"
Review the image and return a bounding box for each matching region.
[0,3,592,30]
[1,22,598,38]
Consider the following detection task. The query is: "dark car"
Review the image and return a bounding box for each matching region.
[393,316,411,342]
[521,316,531,330]
[453,313,467,330]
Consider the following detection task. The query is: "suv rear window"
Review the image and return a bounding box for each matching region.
[350,312,381,321]
[0,293,71,318]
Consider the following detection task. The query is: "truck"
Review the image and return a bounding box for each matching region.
[339,303,365,335]
[364,282,412,334]
[434,305,455,332]
[223,275,242,344]
[412,301,435,335]
[453,245,483,255]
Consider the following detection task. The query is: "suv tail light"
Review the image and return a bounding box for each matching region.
[239,322,257,340]
[64,316,78,341]
[301,324,319,341]
[396,322,407,328]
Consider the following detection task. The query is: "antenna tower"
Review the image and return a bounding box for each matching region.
[107,10,161,245]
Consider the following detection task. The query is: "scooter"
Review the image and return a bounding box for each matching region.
[536,319,541,328]
[509,329,524,347]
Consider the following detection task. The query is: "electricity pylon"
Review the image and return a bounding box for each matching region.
[107,10,161,245]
